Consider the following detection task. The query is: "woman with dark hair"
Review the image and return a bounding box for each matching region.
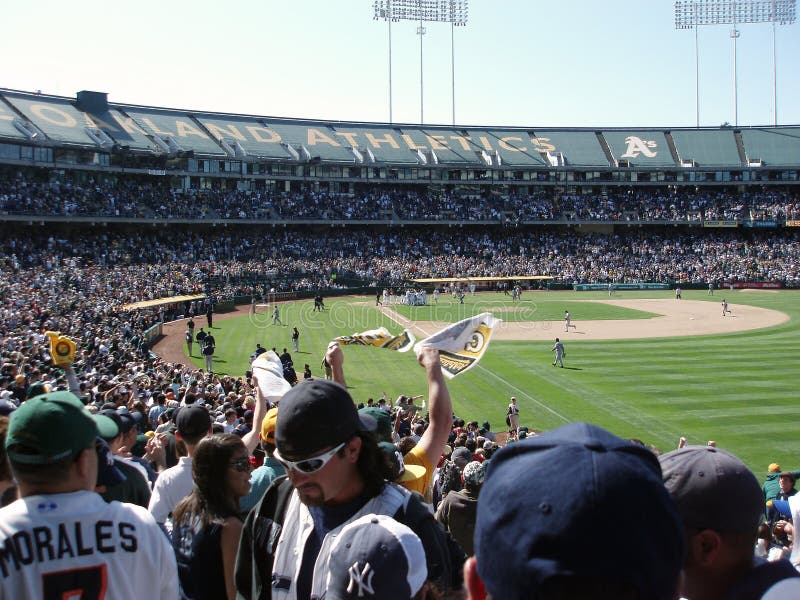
[172,433,252,600]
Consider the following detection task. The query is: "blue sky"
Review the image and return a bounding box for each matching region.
[3,0,798,128]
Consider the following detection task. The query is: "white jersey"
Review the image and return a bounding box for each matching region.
[148,456,194,524]
[0,490,178,600]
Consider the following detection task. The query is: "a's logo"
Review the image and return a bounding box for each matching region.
[346,561,375,597]
[621,136,657,159]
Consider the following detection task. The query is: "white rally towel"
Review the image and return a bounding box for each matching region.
[414,312,501,378]
[252,351,292,401]
[335,327,416,353]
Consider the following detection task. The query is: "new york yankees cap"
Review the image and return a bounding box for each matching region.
[378,441,426,484]
[325,513,427,600]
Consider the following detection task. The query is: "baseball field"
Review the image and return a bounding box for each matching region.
[155,289,800,474]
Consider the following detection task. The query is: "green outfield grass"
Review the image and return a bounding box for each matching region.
[190,290,800,474]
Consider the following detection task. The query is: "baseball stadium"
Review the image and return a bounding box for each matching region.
[5,1,800,596]
[1,84,798,473]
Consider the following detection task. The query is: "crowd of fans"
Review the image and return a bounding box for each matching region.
[3,227,799,300]
[2,165,800,597]
[2,325,798,598]
[0,222,797,488]
[2,170,799,222]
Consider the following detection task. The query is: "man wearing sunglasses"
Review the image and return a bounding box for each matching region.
[235,347,464,600]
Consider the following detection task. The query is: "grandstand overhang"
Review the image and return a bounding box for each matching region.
[0,88,799,180]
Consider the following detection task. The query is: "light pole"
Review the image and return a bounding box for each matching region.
[418,21,426,124]
[674,0,796,127]
[374,0,469,125]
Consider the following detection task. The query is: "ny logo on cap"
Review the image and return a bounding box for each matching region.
[346,561,375,597]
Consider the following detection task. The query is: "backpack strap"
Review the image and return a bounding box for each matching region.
[396,491,466,593]
[235,476,293,600]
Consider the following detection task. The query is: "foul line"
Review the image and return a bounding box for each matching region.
[378,306,434,339]
[475,364,571,425]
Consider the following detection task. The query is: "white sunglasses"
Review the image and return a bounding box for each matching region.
[274,441,346,473]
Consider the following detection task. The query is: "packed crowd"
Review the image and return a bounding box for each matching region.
[3,227,799,298]
[1,217,799,598]
[0,220,797,495]
[2,334,799,599]
[2,169,799,222]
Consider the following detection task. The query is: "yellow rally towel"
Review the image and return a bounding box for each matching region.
[414,313,501,379]
[335,327,416,353]
[45,331,76,368]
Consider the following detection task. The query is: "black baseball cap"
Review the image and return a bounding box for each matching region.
[175,405,212,438]
[275,379,375,457]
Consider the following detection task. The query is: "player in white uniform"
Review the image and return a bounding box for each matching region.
[552,338,566,367]
[722,298,732,316]
[1,391,178,599]
[564,310,576,332]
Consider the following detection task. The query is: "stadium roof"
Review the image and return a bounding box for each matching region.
[2,88,799,168]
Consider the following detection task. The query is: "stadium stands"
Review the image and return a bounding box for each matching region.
[0,86,798,300]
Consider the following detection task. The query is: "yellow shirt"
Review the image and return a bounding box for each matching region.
[402,444,434,502]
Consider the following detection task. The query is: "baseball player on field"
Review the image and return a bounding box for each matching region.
[722,298,732,316]
[564,310,576,332]
[1,391,178,599]
[552,338,566,368]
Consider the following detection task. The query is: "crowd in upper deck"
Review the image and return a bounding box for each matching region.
[1,170,798,222]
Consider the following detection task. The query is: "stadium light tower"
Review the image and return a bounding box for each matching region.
[675,1,796,127]
[374,0,469,125]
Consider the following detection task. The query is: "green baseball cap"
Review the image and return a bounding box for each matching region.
[360,406,393,443]
[6,391,98,464]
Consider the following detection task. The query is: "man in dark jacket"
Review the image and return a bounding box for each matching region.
[435,460,485,555]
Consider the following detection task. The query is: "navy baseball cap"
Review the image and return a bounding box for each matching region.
[474,422,685,600]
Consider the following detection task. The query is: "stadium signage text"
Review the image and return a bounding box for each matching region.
[703,220,738,228]
[726,282,783,289]
[742,221,778,229]
[573,283,670,291]
[787,220,800,227]
[15,102,562,155]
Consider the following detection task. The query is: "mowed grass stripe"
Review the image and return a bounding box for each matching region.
[689,408,800,422]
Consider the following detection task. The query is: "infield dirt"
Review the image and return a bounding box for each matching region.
[379,298,788,341]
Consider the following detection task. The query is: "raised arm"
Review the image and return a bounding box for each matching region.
[414,346,452,467]
[241,377,266,454]
[326,341,346,388]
